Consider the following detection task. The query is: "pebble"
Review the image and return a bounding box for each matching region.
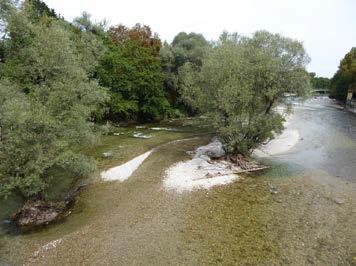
[102,152,113,158]
[333,197,346,204]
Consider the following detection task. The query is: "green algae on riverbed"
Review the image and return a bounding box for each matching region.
[0,120,207,221]
[181,173,354,265]
[2,134,354,265]
[0,123,211,264]
[78,119,211,171]
[1,100,355,265]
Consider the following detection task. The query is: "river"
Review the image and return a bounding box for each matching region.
[0,97,355,265]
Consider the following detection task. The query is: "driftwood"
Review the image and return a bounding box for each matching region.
[215,154,268,172]
[195,154,268,181]
[11,182,88,230]
[232,165,269,174]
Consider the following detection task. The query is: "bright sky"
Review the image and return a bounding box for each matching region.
[43,0,356,78]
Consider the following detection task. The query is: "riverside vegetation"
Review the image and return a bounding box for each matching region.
[0,0,354,227]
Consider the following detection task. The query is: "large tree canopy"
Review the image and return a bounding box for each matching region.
[0,1,108,199]
[180,31,311,154]
[160,32,210,111]
[97,24,170,121]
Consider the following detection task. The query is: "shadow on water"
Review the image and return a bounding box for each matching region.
[0,196,23,236]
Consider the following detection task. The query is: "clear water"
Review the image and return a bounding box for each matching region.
[0,97,355,265]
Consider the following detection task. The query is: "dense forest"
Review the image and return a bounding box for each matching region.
[0,0,312,202]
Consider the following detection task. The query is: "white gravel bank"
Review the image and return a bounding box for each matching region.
[164,139,239,192]
[101,150,153,181]
[254,113,300,157]
[253,129,300,157]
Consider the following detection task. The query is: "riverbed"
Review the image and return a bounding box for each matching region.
[0,97,355,265]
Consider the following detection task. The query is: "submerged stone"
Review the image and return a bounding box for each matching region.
[102,151,113,158]
[132,132,152,139]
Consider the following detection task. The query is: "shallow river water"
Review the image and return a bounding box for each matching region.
[0,97,355,265]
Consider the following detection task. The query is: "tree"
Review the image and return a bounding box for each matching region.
[171,32,210,70]
[73,12,107,37]
[160,32,210,110]
[0,2,108,199]
[180,31,311,155]
[24,0,58,21]
[97,24,170,121]
[330,47,356,101]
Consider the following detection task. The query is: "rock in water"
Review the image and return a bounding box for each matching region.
[195,138,225,158]
[12,200,62,228]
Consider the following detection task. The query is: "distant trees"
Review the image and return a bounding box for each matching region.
[0,1,107,199]
[180,31,311,154]
[309,72,330,89]
[97,24,170,121]
[330,47,356,101]
[160,32,210,111]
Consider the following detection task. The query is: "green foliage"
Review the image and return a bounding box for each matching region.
[0,0,316,199]
[0,41,4,62]
[73,12,107,37]
[97,24,170,121]
[309,72,330,89]
[330,47,356,101]
[160,32,210,111]
[0,2,108,199]
[24,0,58,21]
[171,32,209,70]
[180,31,311,155]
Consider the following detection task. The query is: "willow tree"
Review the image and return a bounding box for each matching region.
[180,31,311,154]
[0,1,108,199]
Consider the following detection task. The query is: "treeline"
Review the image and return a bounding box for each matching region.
[0,0,312,200]
[307,48,356,102]
[309,72,330,90]
[329,47,356,101]
[0,0,209,199]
